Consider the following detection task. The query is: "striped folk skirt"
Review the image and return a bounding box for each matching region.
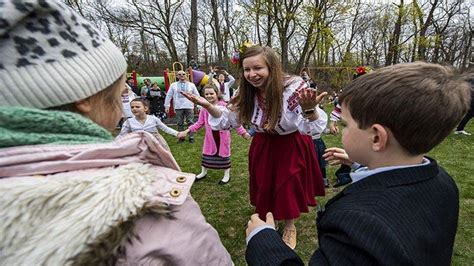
[201,154,231,169]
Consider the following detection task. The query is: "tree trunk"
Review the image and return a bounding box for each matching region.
[386,0,404,66]
[210,0,224,65]
[416,0,439,60]
[296,0,324,72]
[187,0,198,65]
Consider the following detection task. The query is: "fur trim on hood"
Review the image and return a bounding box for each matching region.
[0,132,195,265]
[0,163,195,265]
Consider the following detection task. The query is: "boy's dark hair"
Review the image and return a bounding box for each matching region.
[339,62,471,155]
[131,98,150,109]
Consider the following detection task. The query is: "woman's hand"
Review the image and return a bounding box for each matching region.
[182,91,223,118]
[180,91,210,108]
[298,88,327,111]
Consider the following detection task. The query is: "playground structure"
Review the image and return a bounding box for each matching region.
[129,62,218,117]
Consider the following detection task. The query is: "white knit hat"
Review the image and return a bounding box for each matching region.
[0,0,127,109]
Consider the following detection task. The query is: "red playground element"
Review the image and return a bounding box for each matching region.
[163,68,175,117]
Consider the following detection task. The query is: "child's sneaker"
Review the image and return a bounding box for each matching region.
[454,130,471,136]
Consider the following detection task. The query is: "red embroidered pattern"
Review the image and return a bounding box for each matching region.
[256,94,270,129]
[287,81,306,112]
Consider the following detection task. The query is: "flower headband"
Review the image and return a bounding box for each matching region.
[231,40,254,65]
[354,66,372,76]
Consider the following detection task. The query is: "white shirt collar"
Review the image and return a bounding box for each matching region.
[350,157,431,184]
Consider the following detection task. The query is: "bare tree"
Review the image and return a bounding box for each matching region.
[271,0,303,69]
[342,0,362,64]
[386,0,405,66]
[414,0,439,60]
[210,0,224,64]
[66,0,472,74]
[187,0,198,65]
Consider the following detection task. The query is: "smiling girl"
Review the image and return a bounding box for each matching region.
[181,84,250,185]
[182,45,327,249]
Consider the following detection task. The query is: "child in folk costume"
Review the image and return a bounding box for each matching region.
[182,45,327,249]
[312,105,330,187]
[147,82,166,119]
[118,98,182,150]
[217,70,236,102]
[301,73,330,187]
[181,85,251,185]
[121,84,137,120]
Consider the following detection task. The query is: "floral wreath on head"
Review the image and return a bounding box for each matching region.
[231,40,254,66]
[354,65,372,76]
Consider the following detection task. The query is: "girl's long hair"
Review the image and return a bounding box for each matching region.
[230,46,284,130]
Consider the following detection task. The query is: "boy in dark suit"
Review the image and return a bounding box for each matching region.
[245,62,471,265]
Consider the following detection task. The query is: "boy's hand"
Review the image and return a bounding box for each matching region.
[246,212,276,238]
[323,147,353,166]
[329,121,339,135]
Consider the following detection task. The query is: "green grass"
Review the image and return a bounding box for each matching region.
[161,116,473,265]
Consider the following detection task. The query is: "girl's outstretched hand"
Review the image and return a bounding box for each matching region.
[323,147,353,166]
[180,91,209,107]
[298,88,327,111]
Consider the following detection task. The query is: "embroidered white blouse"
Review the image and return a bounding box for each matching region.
[118,115,178,137]
[164,81,200,110]
[209,76,327,137]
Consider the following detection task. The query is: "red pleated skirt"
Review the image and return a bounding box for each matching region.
[248,131,325,220]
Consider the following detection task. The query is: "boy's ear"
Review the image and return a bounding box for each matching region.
[74,98,93,115]
[370,124,388,152]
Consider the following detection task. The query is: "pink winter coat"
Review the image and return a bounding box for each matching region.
[0,132,232,265]
[188,101,247,157]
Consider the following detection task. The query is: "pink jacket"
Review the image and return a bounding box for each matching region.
[189,101,247,157]
[0,132,232,265]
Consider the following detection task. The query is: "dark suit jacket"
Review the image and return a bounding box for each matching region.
[246,158,459,265]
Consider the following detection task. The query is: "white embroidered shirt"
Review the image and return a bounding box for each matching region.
[209,76,327,137]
